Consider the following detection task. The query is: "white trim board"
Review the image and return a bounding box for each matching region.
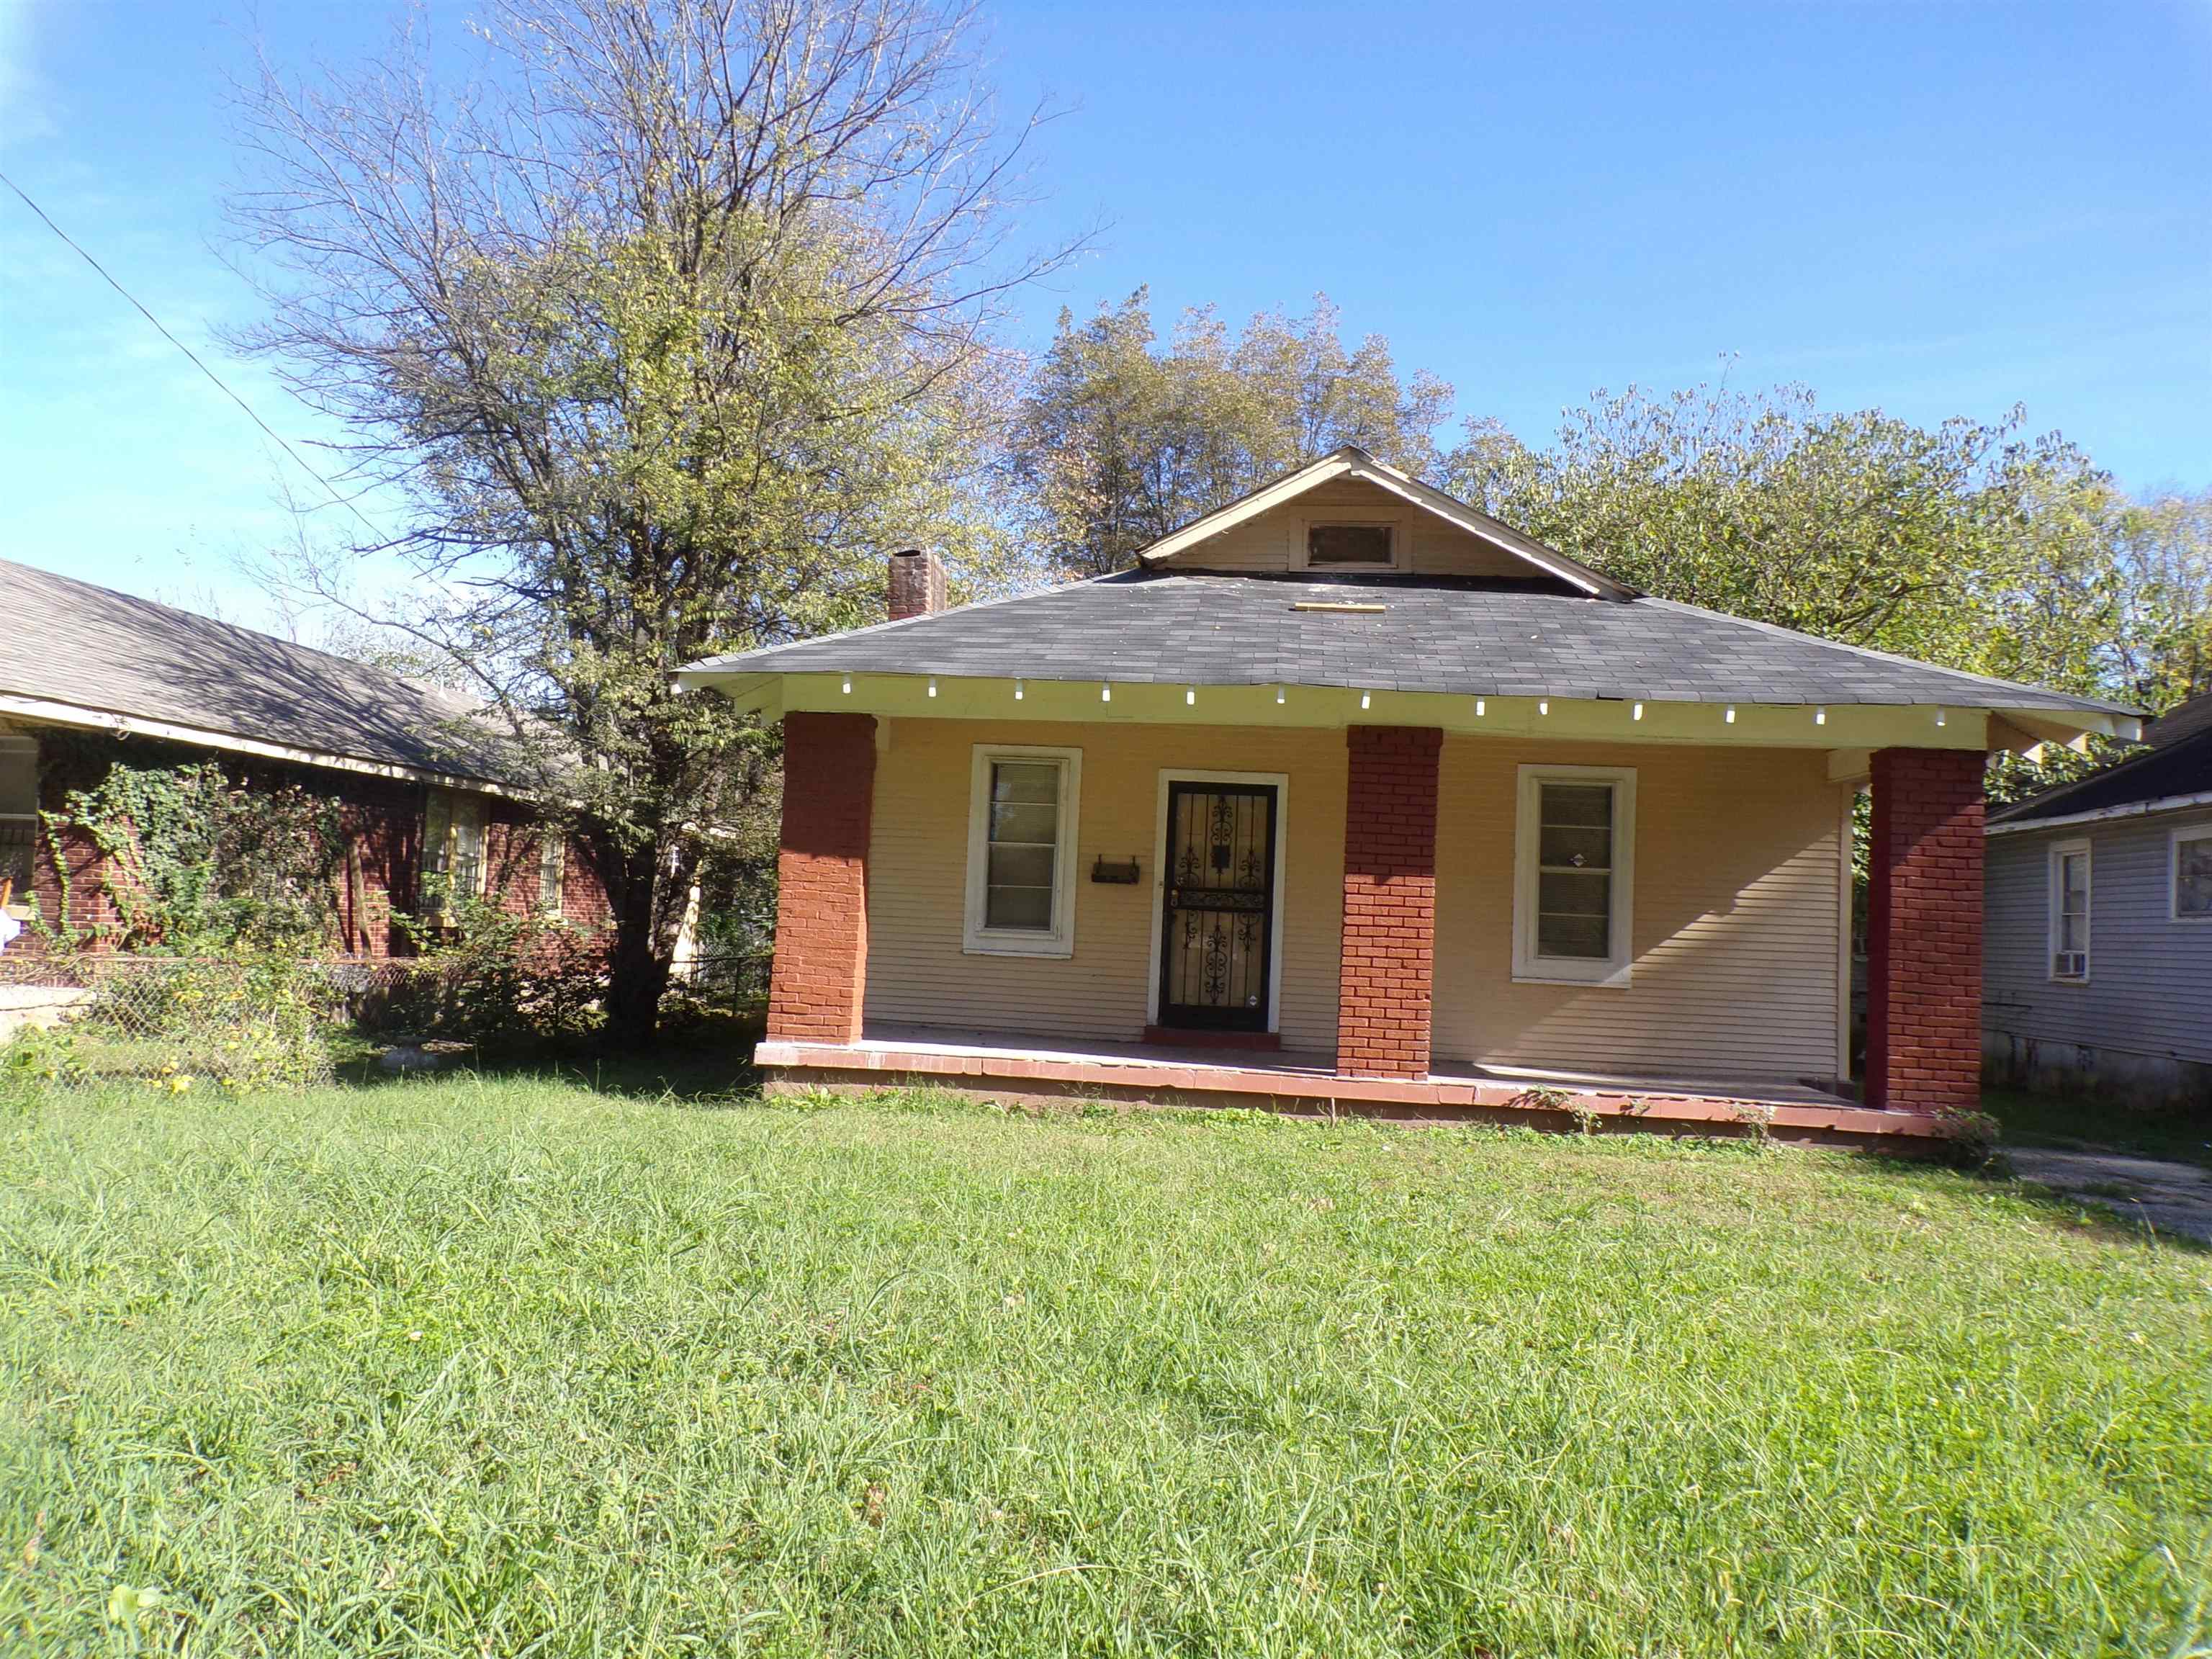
[962,743,1083,958]
[1143,769,1290,1035]
[2046,837,2092,984]
[2172,822,2212,923]
[1511,762,1638,989]
[1988,791,2212,835]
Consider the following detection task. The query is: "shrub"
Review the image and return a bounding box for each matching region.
[376,900,610,1046]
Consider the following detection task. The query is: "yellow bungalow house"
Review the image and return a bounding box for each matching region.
[678,449,2137,1143]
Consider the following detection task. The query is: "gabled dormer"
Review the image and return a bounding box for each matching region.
[1134,445,1635,598]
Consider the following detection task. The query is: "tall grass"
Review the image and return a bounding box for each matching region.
[1,1077,2207,1656]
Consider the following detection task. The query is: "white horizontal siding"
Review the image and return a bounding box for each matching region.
[1985,809,2212,1064]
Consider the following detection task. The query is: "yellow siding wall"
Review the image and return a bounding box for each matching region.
[1164,477,1534,578]
[864,719,1347,1050]
[1434,739,1850,1081]
[863,720,1849,1081]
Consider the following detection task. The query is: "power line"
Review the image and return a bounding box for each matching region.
[0,168,382,536]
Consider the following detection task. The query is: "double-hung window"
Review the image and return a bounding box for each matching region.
[423,788,487,922]
[538,835,566,915]
[964,746,1080,956]
[2172,826,2212,922]
[2048,839,2091,981]
[1512,764,1636,986]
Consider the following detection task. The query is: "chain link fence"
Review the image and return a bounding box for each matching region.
[0,953,352,1090]
[0,945,775,1092]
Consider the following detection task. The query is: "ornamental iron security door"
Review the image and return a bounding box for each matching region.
[1157,782,1277,1031]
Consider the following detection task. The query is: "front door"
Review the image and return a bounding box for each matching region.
[1157,781,1278,1030]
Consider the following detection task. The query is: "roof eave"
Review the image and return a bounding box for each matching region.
[0,689,518,796]
[1987,790,2212,835]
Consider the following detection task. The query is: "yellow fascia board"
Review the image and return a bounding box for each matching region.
[747,673,2020,751]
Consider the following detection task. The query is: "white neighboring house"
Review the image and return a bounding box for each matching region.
[1984,691,2212,1105]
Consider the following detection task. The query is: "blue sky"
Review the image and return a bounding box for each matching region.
[2,0,2208,631]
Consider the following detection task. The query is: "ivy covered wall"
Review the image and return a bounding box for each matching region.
[17,729,606,958]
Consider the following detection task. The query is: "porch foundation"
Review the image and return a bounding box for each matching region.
[764,711,877,1044]
[1865,747,1985,1115]
[756,1030,1957,1151]
[1336,726,1442,1078]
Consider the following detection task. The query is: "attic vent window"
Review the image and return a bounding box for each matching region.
[1306,523,1395,567]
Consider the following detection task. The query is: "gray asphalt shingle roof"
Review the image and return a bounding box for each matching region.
[684,570,2132,716]
[0,557,521,784]
[1986,726,2212,824]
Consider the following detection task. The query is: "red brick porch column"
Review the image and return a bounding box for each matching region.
[1863,747,1985,1114]
[1336,726,1443,1079]
[765,711,877,1044]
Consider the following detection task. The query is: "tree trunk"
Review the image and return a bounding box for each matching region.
[600,830,695,1050]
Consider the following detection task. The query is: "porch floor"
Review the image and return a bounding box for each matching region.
[756,1023,1948,1143]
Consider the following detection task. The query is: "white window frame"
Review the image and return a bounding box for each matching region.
[1512,763,1636,988]
[2047,837,2092,981]
[1295,516,1405,572]
[963,745,1082,958]
[1143,768,1292,1035]
[2171,824,2212,923]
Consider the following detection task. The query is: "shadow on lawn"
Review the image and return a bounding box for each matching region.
[1981,1086,2212,1172]
[334,1010,765,1103]
[1835,1133,2212,1254]
[325,1035,2212,1251]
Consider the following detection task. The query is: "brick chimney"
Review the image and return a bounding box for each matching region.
[887,548,947,621]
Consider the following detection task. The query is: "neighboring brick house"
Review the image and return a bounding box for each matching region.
[678,446,2141,1146]
[0,557,608,958]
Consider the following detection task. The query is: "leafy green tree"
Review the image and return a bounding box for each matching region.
[1009,291,1449,576]
[1442,384,2183,801]
[230,0,1062,1043]
[2108,487,2212,711]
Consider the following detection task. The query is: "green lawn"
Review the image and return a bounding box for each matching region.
[2,1076,2208,1658]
